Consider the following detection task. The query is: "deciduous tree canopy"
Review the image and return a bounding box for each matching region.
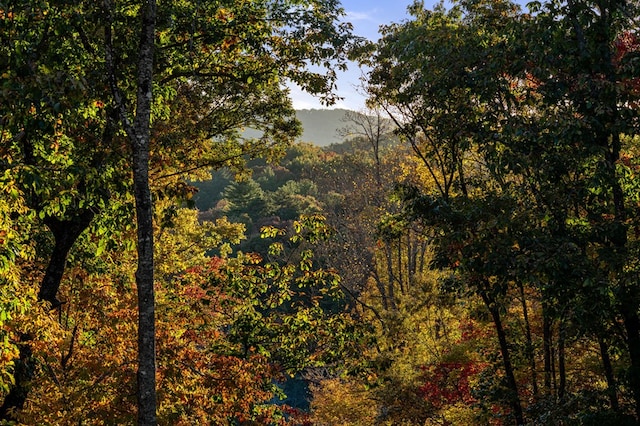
[2,0,640,424]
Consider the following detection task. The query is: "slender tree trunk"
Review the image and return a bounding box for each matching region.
[518,282,537,397]
[417,239,428,274]
[598,336,619,411]
[105,0,158,422]
[407,231,415,291]
[130,1,157,423]
[543,311,553,394]
[558,318,566,401]
[457,155,468,197]
[371,269,389,311]
[481,291,524,425]
[384,246,397,311]
[621,304,640,420]
[397,237,404,295]
[551,341,557,393]
[132,124,157,425]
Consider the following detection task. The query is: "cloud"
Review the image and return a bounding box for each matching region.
[343,8,385,40]
[288,74,368,112]
[345,10,378,23]
[288,84,328,110]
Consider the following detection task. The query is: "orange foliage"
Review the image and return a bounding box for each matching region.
[11,210,288,424]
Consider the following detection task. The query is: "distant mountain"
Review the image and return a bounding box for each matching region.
[295,109,351,146]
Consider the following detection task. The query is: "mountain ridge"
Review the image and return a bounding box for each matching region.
[295,108,352,147]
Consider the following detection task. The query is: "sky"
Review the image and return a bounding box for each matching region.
[290,0,432,111]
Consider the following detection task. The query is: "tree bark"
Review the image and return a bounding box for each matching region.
[0,335,32,421]
[543,310,553,394]
[481,290,524,425]
[598,336,619,412]
[558,318,566,401]
[130,1,158,424]
[518,281,537,397]
[39,212,95,306]
[383,246,397,311]
[621,302,640,420]
[105,0,158,422]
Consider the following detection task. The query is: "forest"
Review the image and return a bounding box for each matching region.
[1,0,640,424]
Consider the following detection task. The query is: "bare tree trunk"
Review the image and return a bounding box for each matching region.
[558,318,566,401]
[543,311,553,394]
[397,237,404,295]
[518,282,537,397]
[598,336,619,411]
[481,290,524,425]
[371,269,389,311]
[384,246,397,311]
[131,1,157,423]
[621,304,640,420]
[104,0,158,422]
[406,231,414,291]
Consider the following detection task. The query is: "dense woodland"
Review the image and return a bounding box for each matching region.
[1,0,640,424]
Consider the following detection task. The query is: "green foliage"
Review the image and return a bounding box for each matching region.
[4,0,640,422]
[215,214,352,377]
[222,178,272,225]
[353,0,640,423]
[0,0,358,421]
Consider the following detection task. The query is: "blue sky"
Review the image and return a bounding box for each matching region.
[290,0,434,111]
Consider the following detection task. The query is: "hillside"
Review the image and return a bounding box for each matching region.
[295,108,351,146]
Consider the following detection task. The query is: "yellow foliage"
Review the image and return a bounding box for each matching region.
[310,377,378,426]
[0,180,35,395]
[425,403,483,426]
[14,207,288,424]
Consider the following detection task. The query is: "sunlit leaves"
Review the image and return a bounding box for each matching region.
[8,206,352,423]
[356,0,640,422]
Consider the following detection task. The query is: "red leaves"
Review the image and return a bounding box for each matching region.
[418,320,489,409]
[613,31,640,100]
[418,360,484,409]
[613,31,640,66]
[207,255,225,271]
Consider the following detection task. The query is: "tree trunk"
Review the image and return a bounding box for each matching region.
[481,291,524,425]
[406,231,415,291]
[105,0,158,421]
[39,212,95,306]
[383,246,397,311]
[621,303,640,420]
[371,269,389,311]
[598,336,619,412]
[543,311,553,394]
[518,282,537,397]
[0,335,32,421]
[0,211,94,420]
[397,237,404,295]
[558,318,566,401]
[130,1,158,423]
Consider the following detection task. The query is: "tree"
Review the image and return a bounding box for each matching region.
[222,178,272,227]
[10,207,352,424]
[516,0,640,417]
[338,109,395,189]
[2,0,355,421]
[102,0,158,421]
[310,111,401,312]
[361,1,529,421]
[360,0,640,422]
